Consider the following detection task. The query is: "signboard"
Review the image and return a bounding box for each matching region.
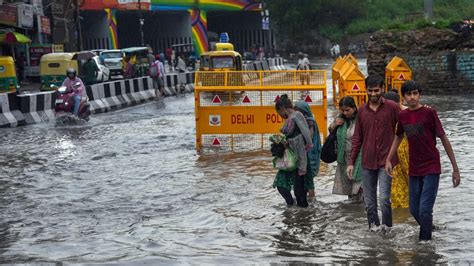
[39,16,51,35]
[118,0,151,10]
[31,0,44,15]
[29,45,53,67]
[219,32,229,43]
[81,0,150,10]
[262,17,269,30]
[28,44,53,76]
[0,5,17,27]
[198,106,288,134]
[53,44,64,52]
[18,4,34,28]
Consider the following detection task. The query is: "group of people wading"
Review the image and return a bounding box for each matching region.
[272,74,461,241]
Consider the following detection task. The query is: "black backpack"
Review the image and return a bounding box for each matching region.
[320,127,338,163]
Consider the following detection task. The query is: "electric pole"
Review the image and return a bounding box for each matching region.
[139,0,145,46]
[424,0,433,19]
[76,0,83,51]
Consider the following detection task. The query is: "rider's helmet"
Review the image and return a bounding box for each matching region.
[66,68,76,79]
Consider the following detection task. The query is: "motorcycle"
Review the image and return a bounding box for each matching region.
[53,82,91,125]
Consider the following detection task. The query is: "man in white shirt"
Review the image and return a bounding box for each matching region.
[296,52,311,85]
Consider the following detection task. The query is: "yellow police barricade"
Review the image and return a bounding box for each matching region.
[331,56,344,106]
[195,70,327,152]
[339,62,367,107]
[385,56,412,95]
[332,53,359,106]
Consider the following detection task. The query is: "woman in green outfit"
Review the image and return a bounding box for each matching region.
[294,100,322,198]
[329,96,363,201]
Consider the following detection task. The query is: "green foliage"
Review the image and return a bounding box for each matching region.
[267,0,474,41]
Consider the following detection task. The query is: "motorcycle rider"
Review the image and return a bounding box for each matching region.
[61,68,85,117]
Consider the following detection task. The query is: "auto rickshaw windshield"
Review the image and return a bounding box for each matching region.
[212,57,234,68]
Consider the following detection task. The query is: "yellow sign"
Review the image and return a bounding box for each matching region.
[53,44,64,53]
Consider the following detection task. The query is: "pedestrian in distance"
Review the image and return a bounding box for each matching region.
[150,54,165,99]
[296,52,311,85]
[123,56,134,79]
[165,48,173,71]
[385,80,461,241]
[273,94,313,208]
[347,74,400,233]
[147,46,155,66]
[329,96,363,202]
[16,52,26,85]
[294,100,322,198]
[171,50,176,71]
[83,57,99,85]
[176,55,187,95]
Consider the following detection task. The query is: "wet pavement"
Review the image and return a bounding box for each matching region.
[1,60,473,264]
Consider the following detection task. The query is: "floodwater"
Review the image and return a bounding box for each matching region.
[1,60,473,264]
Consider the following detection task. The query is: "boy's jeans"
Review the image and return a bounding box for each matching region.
[409,175,440,240]
[362,168,392,228]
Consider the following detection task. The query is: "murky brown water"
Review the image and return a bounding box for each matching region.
[1,61,473,264]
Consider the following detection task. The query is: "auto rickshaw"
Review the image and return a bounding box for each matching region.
[172,43,197,70]
[199,43,243,87]
[0,56,18,93]
[40,53,79,91]
[121,47,150,78]
[199,43,243,71]
[198,43,244,103]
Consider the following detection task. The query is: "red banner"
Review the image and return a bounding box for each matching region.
[0,5,17,27]
[80,0,150,10]
[29,45,53,67]
[40,16,51,35]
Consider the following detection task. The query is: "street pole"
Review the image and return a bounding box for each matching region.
[139,0,145,46]
[76,0,83,51]
[261,4,271,58]
[424,0,433,19]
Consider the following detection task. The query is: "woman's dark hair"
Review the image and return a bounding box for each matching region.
[275,94,293,110]
[339,96,358,119]
[401,80,422,96]
[339,96,357,121]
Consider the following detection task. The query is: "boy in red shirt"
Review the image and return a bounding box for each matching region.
[385,80,461,241]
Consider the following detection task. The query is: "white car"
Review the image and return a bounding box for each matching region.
[99,50,123,79]
[92,56,110,82]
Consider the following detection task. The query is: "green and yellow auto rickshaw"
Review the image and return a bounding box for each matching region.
[0,56,18,93]
[40,53,79,90]
[121,47,150,78]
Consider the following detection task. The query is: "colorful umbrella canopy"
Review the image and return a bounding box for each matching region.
[0,32,32,44]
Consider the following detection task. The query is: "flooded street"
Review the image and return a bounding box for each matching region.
[1,61,473,264]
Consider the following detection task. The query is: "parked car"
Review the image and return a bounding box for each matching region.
[99,49,123,79]
[92,56,110,83]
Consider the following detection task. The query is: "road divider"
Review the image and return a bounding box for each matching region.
[0,92,25,127]
[17,91,56,124]
[0,57,286,127]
